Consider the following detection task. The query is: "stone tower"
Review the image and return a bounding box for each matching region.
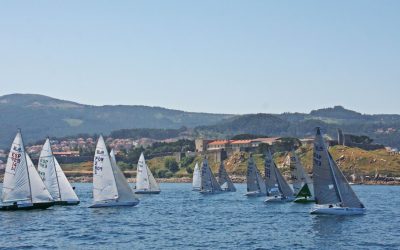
[337,129,345,146]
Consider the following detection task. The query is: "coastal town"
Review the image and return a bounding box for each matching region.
[0,128,399,185]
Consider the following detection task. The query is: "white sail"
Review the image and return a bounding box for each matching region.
[192,162,201,190]
[264,151,279,195]
[256,167,267,194]
[26,154,53,203]
[265,150,293,197]
[110,150,139,203]
[135,153,159,191]
[217,162,236,192]
[288,150,312,196]
[313,128,364,208]
[38,138,61,201]
[200,159,222,193]
[147,166,160,191]
[2,132,32,203]
[54,158,79,202]
[247,155,266,194]
[93,136,118,202]
[313,128,342,205]
[329,153,364,208]
[273,162,294,198]
[136,153,150,190]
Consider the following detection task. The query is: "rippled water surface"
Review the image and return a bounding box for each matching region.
[0,183,399,249]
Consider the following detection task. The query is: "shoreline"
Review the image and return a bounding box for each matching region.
[1,175,399,185]
[45,176,400,185]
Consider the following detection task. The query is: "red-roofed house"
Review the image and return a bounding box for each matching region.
[207,140,231,150]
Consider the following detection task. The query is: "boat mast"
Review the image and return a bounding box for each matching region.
[20,129,33,203]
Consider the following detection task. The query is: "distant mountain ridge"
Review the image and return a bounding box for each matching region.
[1,94,400,148]
[196,106,400,148]
[0,94,233,147]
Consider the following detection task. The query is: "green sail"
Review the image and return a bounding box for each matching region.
[296,183,312,198]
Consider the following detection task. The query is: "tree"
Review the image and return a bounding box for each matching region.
[231,134,268,140]
[272,137,302,152]
[186,166,193,174]
[257,143,271,155]
[180,156,195,168]
[155,169,173,178]
[164,157,179,173]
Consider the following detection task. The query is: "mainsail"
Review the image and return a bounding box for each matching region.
[217,162,236,192]
[136,153,160,192]
[93,135,119,202]
[247,155,266,194]
[200,159,222,193]
[2,132,32,203]
[287,150,313,196]
[110,150,139,203]
[274,162,294,198]
[38,139,60,200]
[265,150,293,197]
[38,138,79,203]
[264,151,279,195]
[192,162,201,190]
[313,128,364,208]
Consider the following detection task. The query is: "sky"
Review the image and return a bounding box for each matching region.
[0,1,399,115]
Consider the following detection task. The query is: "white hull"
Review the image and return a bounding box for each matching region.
[264,195,295,203]
[200,190,221,195]
[221,188,236,192]
[89,200,139,208]
[244,191,265,197]
[310,205,366,215]
[192,188,201,192]
[294,197,315,203]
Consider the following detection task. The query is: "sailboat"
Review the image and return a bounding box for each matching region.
[200,158,222,194]
[264,150,294,202]
[38,138,80,205]
[310,128,366,215]
[134,153,161,194]
[1,131,54,210]
[286,150,315,203]
[245,154,266,197]
[90,135,139,208]
[217,162,236,192]
[192,162,201,191]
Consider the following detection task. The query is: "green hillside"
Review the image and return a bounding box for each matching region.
[2,94,400,150]
[52,145,400,181]
[0,94,233,148]
[196,106,400,148]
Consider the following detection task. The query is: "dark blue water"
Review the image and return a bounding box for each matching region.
[0,183,399,249]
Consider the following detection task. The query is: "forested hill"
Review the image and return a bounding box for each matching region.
[1,94,400,149]
[0,94,232,147]
[196,106,400,148]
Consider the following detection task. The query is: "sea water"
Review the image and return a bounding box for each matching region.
[0,183,399,249]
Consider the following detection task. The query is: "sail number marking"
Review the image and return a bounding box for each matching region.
[10,153,21,171]
[94,156,104,174]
